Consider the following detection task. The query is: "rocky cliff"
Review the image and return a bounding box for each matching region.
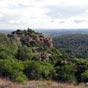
[8,28,53,48]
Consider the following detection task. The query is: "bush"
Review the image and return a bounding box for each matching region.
[23,61,56,80]
[16,46,34,60]
[0,52,13,60]
[40,61,56,80]
[81,70,88,82]
[72,58,88,82]
[0,59,27,82]
[11,71,28,83]
[55,64,77,83]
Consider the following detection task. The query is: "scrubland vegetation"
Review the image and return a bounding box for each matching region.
[0,28,88,88]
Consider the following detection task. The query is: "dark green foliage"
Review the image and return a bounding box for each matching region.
[53,34,88,58]
[71,58,88,82]
[0,51,13,60]
[20,37,30,46]
[0,33,10,45]
[27,28,35,34]
[11,71,28,83]
[81,70,88,82]
[0,33,18,55]
[0,59,28,82]
[23,61,56,80]
[16,46,34,60]
[55,64,77,83]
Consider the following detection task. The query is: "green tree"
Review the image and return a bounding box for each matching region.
[16,46,34,60]
[0,59,28,82]
[55,64,77,83]
[81,70,88,82]
[23,61,56,80]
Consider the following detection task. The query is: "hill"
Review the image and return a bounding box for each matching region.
[0,28,62,82]
[36,29,88,37]
[53,34,88,58]
[1,29,88,37]
[0,28,88,84]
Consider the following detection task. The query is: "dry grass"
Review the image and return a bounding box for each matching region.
[0,78,87,88]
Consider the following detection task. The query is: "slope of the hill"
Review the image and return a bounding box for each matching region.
[0,28,61,62]
[0,28,88,84]
[53,34,88,58]
[0,28,62,83]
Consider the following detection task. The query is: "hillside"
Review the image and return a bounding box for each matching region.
[0,28,62,82]
[36,29,88,37]
[0,28,88,84]
[53,34,88,58]
[0,28,59,62]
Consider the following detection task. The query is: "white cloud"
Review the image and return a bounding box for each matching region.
[0,13,4,18]
[0,0,88,29]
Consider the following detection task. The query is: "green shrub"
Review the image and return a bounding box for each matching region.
[55,64,77,83]
[72,58,88,82]
[23,61,56,80]
[16,46,34,60]
[81,70,88,82]
[11,71,28,83]
[0,52,13,60]
[0,59,27,82]
[40,61,56,80]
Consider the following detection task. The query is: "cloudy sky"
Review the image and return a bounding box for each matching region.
[0,0,88,29]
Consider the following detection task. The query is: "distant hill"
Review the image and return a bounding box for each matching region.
[53,34,88,58]
[1,29,88,37]
[35,29,88,37]
[0,29,14,34]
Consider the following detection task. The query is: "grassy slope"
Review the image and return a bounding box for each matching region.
[0,78,86,88]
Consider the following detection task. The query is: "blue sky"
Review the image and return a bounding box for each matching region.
[0,0,88,29]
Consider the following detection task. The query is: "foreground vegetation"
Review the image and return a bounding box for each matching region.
[0,28,88,84]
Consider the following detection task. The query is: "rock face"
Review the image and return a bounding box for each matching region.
[44,37,53,48]
[9,28,53,48]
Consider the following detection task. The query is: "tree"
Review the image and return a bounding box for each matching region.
[0,59,28,82]
[55,64,77,83]
[24,61,56,80]
[16,46,34,60]
[81,70,88,82]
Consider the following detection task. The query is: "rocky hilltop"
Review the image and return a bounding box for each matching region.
[6,28,60,62]
[8,28,53,48]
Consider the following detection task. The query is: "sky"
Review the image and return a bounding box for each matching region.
[0,0,88,29]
